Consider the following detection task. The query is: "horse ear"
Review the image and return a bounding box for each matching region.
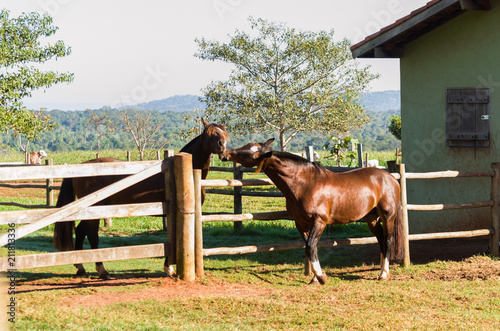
[202,118,209,129]
[264,138,275,146]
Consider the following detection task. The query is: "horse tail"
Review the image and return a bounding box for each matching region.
[389,200,405,262]
[54,178,76,251]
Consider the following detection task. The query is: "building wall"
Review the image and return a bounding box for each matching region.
[400,3,500,233]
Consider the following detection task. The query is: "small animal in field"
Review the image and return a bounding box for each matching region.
[28,150,48,164]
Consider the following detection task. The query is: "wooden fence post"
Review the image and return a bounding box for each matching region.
[164,150,176,271]
[193,169,204,278]
[303,147,313,276]
[127,151,131,161]
[174,152,196,281]
[233,162,243,232]
[399,163,411,267]
[305,146,314,162]
[490,162,500,257]
[45,159,54,207]
[357,143,364,168]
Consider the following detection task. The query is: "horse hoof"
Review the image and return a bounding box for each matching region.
[75,270,87,277]
[318,274,328,285]
[99,273,112,280]
[309,277,320,285]
[164,266,176,277]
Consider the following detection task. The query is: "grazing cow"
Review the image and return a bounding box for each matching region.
[28,150,48,164]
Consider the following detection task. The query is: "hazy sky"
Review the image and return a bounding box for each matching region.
[3,0,429,110]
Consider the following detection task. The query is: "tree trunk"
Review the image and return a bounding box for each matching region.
[279,130,286,152]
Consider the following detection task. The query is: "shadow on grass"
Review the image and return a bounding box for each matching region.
[15,269,166,293]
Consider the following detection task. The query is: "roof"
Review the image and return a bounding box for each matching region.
[351,0,492,58]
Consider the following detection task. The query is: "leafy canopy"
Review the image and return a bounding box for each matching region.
[195,17,378,150]
[0,9,73,140]
[389,115,401,140]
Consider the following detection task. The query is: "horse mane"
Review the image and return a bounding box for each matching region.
[272,151,328,173]
[180,133,202,153]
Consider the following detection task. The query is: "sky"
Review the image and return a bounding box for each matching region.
[3,0,430,111]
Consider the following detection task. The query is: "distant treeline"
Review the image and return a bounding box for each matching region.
[0,107,400,155]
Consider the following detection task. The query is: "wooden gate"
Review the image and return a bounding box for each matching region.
[0,152,197,280]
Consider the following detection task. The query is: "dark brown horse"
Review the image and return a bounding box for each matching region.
[54,118,229,279]
[221,138,403,284]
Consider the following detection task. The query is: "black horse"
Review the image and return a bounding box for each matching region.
[54,119,229,279]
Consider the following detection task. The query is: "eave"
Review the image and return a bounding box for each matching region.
[351,0,491,58]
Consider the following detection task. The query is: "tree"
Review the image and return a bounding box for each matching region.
[85,109,116,156]
[389,115,401,140]
[0,9,73,136]
[118,108,166,161]
[13,109,56,161]
[195,17,377,151]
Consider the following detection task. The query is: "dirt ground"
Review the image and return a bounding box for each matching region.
[4,183,500,307]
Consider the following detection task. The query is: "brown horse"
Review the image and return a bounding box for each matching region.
[54,118,229,279]
[221,138,403,284]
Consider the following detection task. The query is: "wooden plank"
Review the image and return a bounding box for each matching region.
[405,170,494,179]
[0,160,163,181]
[203,229,492,257]
[0,243,167,271]
[201,178,274,187]
[0,202,166,225]
[203,237,379,256]
[202,211,290,222]
[0,183,45,189]
[408,229,492,241]
[407,200,494,211]
[399,164,411,268]
[193,169,204,278]
[0,162,163,247]
[490,163,500,256]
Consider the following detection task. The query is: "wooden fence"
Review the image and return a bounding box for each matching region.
[0,154,498,281]
[192,162,500,276]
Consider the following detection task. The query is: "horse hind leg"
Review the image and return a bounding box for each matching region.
[375,208,398,281]
[74,221,88,276]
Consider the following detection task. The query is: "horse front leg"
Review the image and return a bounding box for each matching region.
[87,220,111,280]
[163,258,176,277]
[305,220,327,285]
[299,231,318,284]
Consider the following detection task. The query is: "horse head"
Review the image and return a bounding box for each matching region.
[202,118,229,157]
[221,138,274,171]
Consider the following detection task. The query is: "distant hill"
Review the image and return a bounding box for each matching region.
[133,90,400,113]
[134,95,204,112]
[360,90,400,112]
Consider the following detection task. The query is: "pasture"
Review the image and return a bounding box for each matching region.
[1,150,499,330]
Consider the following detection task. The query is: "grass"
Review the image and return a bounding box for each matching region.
[2,152,500,330]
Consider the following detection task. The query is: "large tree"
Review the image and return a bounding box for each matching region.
[195,17,378,151]
[0,9,73,146]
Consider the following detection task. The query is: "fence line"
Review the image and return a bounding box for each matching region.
[195,162,499,274]
[0,157,498,281]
